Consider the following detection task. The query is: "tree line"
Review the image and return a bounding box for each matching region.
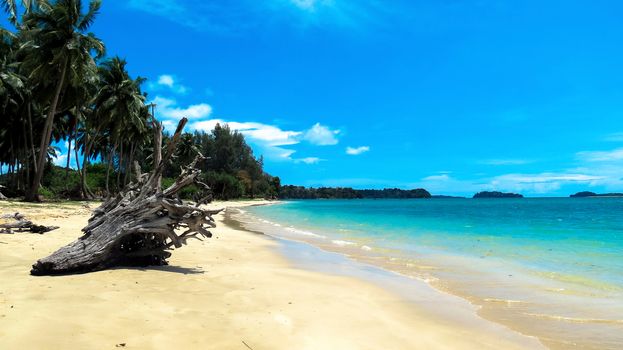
[0,0,279,201]
[278,186,431,199]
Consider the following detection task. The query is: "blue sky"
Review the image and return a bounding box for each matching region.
[17,1,623,196]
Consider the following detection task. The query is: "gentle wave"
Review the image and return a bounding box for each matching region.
[332,240,356,246]
[522,312,623,325]
[483,298,526,304]
[283,226,327,239]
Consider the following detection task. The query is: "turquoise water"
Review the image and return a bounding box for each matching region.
[240,198,623,349]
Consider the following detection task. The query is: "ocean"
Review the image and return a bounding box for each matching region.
[233,198,623,349]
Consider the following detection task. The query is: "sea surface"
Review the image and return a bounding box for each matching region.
[234,198,623,349]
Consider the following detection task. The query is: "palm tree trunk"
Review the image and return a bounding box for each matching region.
[153,121,163,192]
[74,137,81,176]
[124,142,135,186]
[22,121,31,189]
[81,134,93,199]
[28,56,69,201]
[105,142,117,197]
[27,103,37,174]
[117,142,123,191]
[65,120,75,180]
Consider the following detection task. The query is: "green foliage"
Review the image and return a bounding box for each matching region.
[202,171,245,200]
[38,186,54,199]
[278,186,432,199]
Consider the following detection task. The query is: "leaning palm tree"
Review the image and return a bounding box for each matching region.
[18,0,104,201]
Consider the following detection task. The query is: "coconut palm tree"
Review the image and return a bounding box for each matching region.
[18,0,104,201]
[0,0,48,26]
[92,56,147,195]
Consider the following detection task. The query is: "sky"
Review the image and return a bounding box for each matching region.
[14,0,623,196]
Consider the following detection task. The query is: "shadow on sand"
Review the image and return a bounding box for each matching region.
[111,265,205,275]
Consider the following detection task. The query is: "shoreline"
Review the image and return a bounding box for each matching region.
[0,199,543,349]
[238,199,623,350]
[221,202,546,349]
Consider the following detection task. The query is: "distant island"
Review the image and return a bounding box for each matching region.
[279,186,431,199]
[570,191,623,198]
[473,191,523,199]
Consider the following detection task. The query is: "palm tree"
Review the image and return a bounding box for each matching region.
[18,0,104,201]
[92,56,147,195]
[1,0,48,25]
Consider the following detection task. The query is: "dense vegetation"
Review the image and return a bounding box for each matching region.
[278,186,431,199]
[473,191,523,198]
[0,0,278,200]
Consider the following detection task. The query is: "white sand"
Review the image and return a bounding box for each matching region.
[0,200,544,349]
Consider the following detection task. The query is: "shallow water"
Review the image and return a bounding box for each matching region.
[237,198,623,349]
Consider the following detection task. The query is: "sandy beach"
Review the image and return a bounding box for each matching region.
[0,200,544,349]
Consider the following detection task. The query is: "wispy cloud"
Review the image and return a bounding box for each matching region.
[295,157,323,164]
[577,147,623,162]
[346,146,369,155]
[421,174,450,181]
[126,0,388,32]
[290,0,321,11]
[604,132,623,142]
[416,170,613,196]
[482,172,605,194]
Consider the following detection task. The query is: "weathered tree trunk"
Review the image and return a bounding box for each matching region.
[0,213,59,234]
[30,118,217,276]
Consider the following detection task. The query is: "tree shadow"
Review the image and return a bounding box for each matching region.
[112,265,205,275]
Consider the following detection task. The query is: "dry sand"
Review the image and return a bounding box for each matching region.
[0,200,544,349]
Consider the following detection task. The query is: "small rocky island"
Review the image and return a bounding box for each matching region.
[570,191,623,198]
[473,191,523,198]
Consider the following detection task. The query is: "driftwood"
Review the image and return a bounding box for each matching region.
[0,212,59,234]
[30,118,220,275]
[0,185,7,200]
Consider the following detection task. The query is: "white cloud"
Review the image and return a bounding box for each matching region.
[192,119,301,147]
[53,154,67,166]
[303,123,340,145]
[422,174,450,182]
[295,157,323,164]
[157,74,174,87]
[191,119,333,163]
[346,146,369,155]
[484,172,606,194]
[153,96,212,120]
[151,74,188,94]
[577,148,623,162]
